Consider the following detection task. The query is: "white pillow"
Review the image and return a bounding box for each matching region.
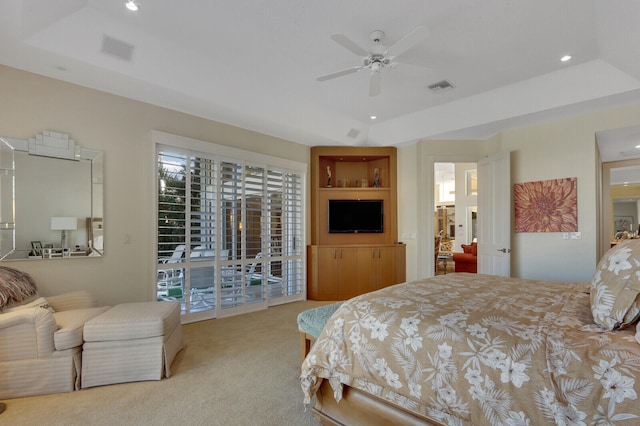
[3,296,55,314]
[590,240,640,330]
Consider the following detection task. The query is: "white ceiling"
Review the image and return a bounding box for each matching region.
[1,0,640,157]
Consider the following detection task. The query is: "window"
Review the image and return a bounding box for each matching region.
[155,134,305,322]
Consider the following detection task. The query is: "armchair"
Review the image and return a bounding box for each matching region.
[0,270,109,399]
[453,242,478,273]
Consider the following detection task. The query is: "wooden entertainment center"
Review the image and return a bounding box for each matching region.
[307,146,406,300]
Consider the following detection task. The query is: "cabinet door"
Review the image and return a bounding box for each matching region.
[375,247,395,289]
[316,247,358,300]
[317,247,339,298]
[337,247,358,299]
[357,247,396,293]
[356,248,377,295]
[310,245,403,300]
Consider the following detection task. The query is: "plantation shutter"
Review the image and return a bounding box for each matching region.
[267,170,284,298]
[282,171,304,297]
[186,155,217,312]
[243,165,266,303]
[157,150,187,262]
[156,141,305,322]
[219,161,245,309]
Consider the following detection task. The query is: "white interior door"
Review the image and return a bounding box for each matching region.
[477,151,511,276]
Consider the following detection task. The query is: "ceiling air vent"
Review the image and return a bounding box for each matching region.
[346,128,360,139]
[427,80,455,93]
[101,35,135,62]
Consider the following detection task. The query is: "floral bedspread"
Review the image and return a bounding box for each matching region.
[301,273,640,425]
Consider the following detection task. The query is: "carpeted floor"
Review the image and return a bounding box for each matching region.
[1,300,327,425]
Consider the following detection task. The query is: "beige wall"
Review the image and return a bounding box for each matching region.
[501,105,640,281]
[399,103,640,283]
[0,65,309,306]
[397,144,418,281]
[5,64,640,300]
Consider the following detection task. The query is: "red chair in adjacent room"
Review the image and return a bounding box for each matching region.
[453,242,477,273]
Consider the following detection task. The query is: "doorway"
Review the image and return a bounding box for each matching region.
[434,162,477,275]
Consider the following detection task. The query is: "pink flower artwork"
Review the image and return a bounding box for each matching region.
[514,177,577,232]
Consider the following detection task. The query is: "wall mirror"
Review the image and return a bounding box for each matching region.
[598,124,640,259]
[0,130,104,260]
[610,165,640,237]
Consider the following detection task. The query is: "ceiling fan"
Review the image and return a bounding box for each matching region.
[317,26,429,97]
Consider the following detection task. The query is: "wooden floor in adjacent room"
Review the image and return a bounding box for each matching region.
[435,259,455,275]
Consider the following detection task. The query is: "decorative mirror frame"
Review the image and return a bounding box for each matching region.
[0,131,104,260]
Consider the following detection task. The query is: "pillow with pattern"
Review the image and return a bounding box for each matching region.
[0,266,38,310]
[590,240,640,330]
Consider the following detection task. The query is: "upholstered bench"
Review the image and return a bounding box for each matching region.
[297,302,342,364]
[81,301,183,389]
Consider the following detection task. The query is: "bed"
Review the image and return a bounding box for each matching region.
[301,241,640,425]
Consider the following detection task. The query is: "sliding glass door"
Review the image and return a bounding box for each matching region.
[156,145,304,322]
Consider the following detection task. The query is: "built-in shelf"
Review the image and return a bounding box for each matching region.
[308,146,405,300]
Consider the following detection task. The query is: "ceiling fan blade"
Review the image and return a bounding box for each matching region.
[317,66,363,82]
[331,34,369,57]
[369,70,381,97]
[385,26,429,59]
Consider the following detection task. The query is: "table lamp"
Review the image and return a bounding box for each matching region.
[51,217,77,249]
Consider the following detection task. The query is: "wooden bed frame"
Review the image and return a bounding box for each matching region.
[301,332,444,426]
[312,379,444,426]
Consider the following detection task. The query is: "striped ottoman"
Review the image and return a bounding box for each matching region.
[81,301,183,389]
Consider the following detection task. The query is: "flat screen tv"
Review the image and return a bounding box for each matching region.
[328,199,383,233]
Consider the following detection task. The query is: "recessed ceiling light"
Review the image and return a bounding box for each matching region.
[561,55,571,62]
[125,1,139,11]
[635,144,640,149]
[370,115,377,120]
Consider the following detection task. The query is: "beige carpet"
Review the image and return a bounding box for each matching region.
[1,300,328,426]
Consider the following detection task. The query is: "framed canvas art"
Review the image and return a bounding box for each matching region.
[514,177,578,232]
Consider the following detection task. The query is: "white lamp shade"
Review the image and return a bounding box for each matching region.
[51,217,77,231]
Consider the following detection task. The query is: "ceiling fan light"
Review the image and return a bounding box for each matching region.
[319,26,428,96]
[125,1,139,11]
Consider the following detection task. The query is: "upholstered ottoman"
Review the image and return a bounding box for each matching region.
[81,301,183,389]
[297,302,342,364]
